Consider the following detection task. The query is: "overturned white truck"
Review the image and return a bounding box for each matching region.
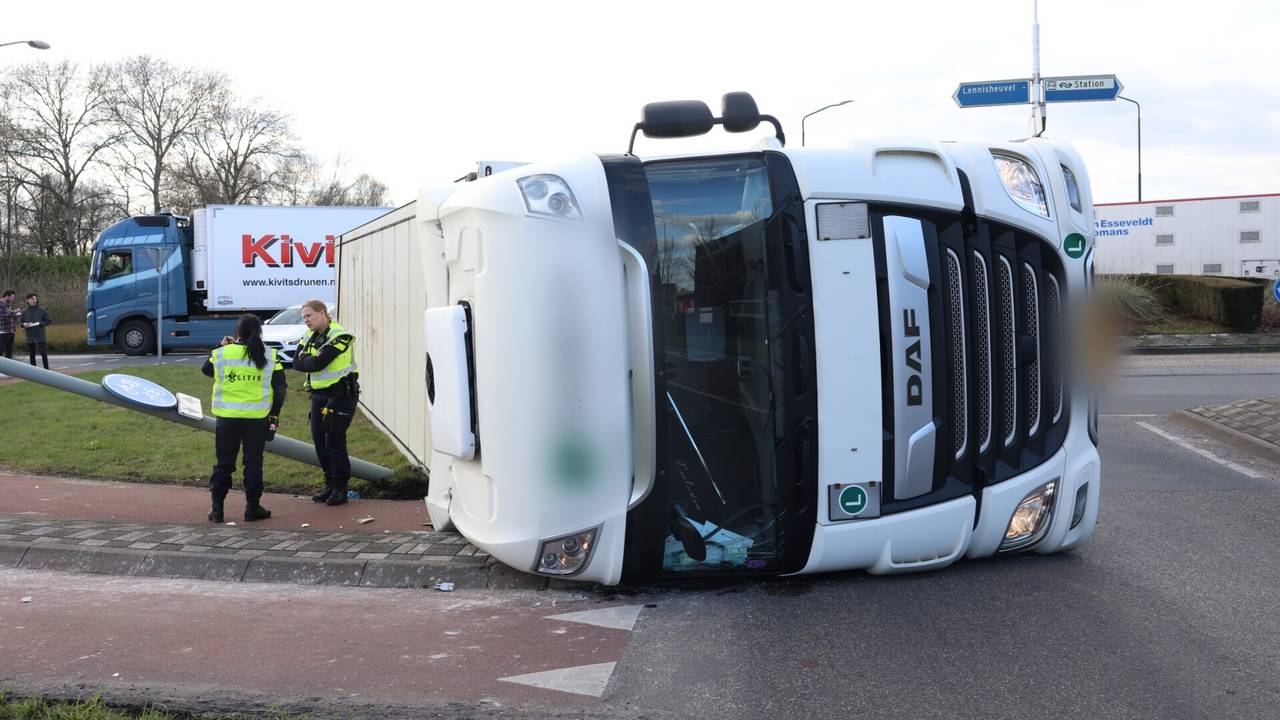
[337,93,1101,585]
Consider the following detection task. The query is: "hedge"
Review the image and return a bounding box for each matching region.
[1121,274,1262,331]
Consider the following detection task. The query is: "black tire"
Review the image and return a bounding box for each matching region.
[117,319,156,356]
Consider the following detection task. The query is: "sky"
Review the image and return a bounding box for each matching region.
[6,0,1279,207]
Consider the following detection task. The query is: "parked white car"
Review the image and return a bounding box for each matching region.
[261,303,329,366]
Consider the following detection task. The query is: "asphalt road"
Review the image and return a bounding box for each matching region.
[3,353,1279,718]
[26,352,209,373]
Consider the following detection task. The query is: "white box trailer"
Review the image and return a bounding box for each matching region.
[195,204,392,310]
[1095,193,1280,278]
[335,203,435,467]
[337,92,1102,585]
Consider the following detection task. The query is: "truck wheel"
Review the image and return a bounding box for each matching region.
[117,320,156,356]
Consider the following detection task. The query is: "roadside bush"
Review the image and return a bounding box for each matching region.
[1263,283,1280,330]
[1097,275,1167,325]
[0,255,91,351]
[1120,274,1262,332]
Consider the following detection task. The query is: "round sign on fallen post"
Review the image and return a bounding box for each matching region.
[101,373,178,411]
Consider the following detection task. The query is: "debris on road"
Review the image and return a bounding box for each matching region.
[434,582,455,592]
[21,596,32,603]
[357,516,375,525]
[300,523,311,528]
[225,522,236,527]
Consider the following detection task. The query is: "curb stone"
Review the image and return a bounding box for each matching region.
[1,515,549,591]
[241,555,367,586]
[1170,410,1280,467]
[1,539,29,567]
[1122,333,1280,355]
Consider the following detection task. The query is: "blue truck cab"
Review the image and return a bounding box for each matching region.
[87,212,238,355]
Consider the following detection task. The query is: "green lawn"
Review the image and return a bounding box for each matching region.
[0,365,423,497]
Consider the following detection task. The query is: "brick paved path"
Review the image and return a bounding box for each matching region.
[0,514,547,589]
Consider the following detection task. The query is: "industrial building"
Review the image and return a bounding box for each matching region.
[1094,193,1280,278]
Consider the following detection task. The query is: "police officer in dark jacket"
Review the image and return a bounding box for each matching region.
[291,299,359,506]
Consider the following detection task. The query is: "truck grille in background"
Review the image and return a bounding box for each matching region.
[971,252,992,454]
[996,257,1017,448]
[1023,263,1041,437]
[1046,274,1063,424]
[944,249,967,459]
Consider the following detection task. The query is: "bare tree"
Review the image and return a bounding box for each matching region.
[307,159,389,207]
[107,55,225,213]
[1,61,119,254]
[175,91,298,206]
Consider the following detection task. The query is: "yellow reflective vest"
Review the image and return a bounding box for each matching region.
[300,322,357,391]
[210,343,281,419]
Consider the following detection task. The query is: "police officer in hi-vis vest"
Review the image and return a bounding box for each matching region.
[201,314,287,523]
[292,299,359,506]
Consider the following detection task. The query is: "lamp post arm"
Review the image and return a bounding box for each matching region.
[1118,95,1142,202]
[801,99,854,147]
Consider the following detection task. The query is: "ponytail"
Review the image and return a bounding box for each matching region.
[235,314,268,370]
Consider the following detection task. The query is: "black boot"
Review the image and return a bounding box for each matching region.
[244,496,272,522]
[208,492,226,523]
[326,480,349,506]
[311,482,332,503]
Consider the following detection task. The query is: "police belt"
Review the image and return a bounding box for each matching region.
[310,372,360,399]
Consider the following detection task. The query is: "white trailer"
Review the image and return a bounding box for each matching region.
[338,92,1102,585]
[1095,193,1280,278]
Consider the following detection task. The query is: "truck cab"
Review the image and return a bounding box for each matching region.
[87,213,192,355]
[413,93,1100,585]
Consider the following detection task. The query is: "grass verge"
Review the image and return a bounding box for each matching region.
[0,693,175,720]
[0,692,310,720]
[0,365,423,498]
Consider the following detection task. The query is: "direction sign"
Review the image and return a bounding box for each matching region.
[102,373,178,410]
[1044,75,1123,103]
[1273,279,1280,305]
[954,79,1031,108]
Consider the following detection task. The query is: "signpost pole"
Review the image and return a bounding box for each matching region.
[156,260,163,365]
[144,247,174,366]
[1029,0,1046,136]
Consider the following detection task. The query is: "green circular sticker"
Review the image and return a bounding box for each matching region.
[1064,233,1087,259]
[839,486,868,515]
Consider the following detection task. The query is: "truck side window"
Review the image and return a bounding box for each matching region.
[100,250,132,280]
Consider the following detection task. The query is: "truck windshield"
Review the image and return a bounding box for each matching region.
[645,155,784,573]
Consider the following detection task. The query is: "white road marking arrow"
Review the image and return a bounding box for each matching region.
[545,604,645,632]
[499,661,617,697]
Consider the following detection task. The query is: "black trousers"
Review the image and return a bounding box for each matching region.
[310,394,356,485]
[27,341,48,369]
[210,416,269,498]
[0,333,13,359]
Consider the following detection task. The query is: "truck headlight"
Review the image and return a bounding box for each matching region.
[999,480,1056,552]
[518,174,582,221]
[535,526,599,576]
[992,153,1050,218]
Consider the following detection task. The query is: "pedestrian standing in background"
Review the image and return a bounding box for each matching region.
[0,290,19,360]
[20,293,51,369]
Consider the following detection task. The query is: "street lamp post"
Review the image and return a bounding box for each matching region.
[0,40,50,50]
[801,99,854,147]
[1118,95,1142,202]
